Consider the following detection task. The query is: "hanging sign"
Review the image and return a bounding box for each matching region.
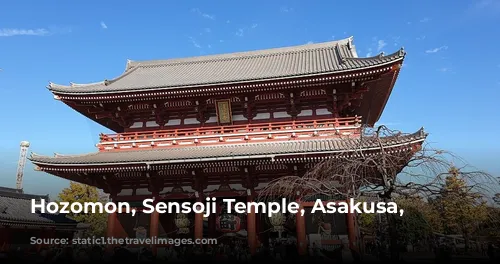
[216,214,241,233]
[215,99,232,125]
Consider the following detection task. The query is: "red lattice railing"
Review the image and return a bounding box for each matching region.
[97,116,362,151]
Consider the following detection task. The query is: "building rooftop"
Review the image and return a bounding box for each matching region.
[0,187,78,227]
[47,37,405,95]
[30,128,426,167]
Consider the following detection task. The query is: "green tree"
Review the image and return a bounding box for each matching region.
[358,211,377,232]
[394,196,438,247]
[437,167,488,251]
[57,182,108,237]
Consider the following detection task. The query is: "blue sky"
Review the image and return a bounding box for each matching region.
[0,0,499,198]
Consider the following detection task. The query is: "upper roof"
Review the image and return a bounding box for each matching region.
[0,187,77,226]
[47,37,405,95]
[30,128,426,167]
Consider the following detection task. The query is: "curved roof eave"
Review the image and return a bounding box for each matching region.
[47,55,405,96]
[45,38,405,96]
[29,128,426,167]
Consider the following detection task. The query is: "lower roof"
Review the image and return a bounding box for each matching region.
[30,129,427,167]
[0,187,78,225]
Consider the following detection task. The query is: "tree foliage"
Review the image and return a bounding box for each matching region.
[358,211,377,232]
[57,182,108,237]
[432,167,489,250]
[393,196,436,245]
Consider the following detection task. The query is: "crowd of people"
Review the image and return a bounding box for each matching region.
[0,239,335,263]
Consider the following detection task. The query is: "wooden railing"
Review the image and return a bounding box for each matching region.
[97,116,362,151]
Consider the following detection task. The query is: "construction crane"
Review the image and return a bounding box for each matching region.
[16,141,30,190]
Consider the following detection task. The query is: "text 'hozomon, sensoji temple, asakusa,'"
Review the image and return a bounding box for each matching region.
[28,37,426,257]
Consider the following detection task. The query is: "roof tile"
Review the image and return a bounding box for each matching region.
[30,129,426,166]
[0,188,77,224]
[48,37,405,94]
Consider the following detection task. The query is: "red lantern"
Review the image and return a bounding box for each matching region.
[216,214,241,233]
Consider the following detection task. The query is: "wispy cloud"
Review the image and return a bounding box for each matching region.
[235,24,258,37]
[420,17,431,23]
[235,28,244,37]
[191,8,215,20]
[416,35,426,41]
[306,41,314,44]
[437,67,454,73]
[426,46,448,53]
[467,0,500,15]
[366,48,373,57]
[474,0,500,10]
[204,28,211,33]
[0,28,50,37]
[188,36,201,49]
[392,36,401,46]
[280,7,293,13]
[377,40,387,51]
[100,22,107,29]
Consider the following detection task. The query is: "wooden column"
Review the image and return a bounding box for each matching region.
[296,202,307,255]
[247,194,257,255]
[106,212,117,251]
[150,209,159,256]
[347,209,357,251]
[208,214,216,237]
[194,196,203,241]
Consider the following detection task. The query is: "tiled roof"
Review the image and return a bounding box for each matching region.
[0,187,77,225]
[30,128,426,166]
[47,37,405,94]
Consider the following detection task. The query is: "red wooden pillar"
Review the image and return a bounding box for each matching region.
[150,209,159,256]
[296,202,307,255]
[208,214,216,237]
[346,209,357,251]
[106,212,117,251]
[194,196,203,241]
[247,194,257,255]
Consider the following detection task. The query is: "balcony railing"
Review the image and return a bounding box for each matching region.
[97,116,362,151]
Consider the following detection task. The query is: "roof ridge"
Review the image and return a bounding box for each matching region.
[30,151,101,160]
[128,38,355,68]
[345,48,405,62]
[0,189,48,200]
[48,81,105,89]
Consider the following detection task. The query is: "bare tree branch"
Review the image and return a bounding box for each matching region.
[258,125,497,203]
